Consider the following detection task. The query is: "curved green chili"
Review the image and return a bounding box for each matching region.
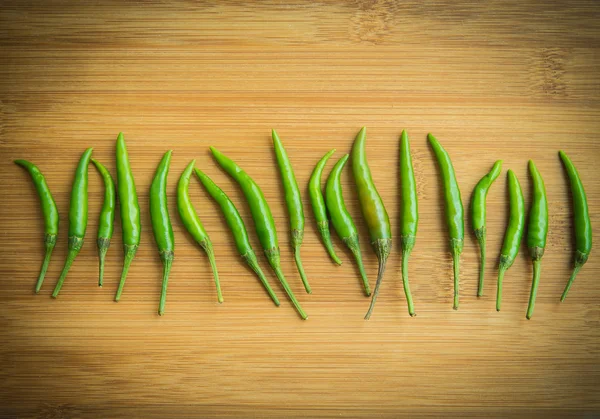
[114,132,141,302]
[91,159,116,287]
[496,170,525,311]
[177,160,221,303]
[559,151,591,302]
[195,168,280,306]
[15,159,59,293]
[150,151,175,316]
[325,154,370,296]
[52,148,93,297]
[308,149,342,265]
[272,129,311,294]
[471,160,502,297]
[526,160,548,319]
[352,128,392,320]
[428,133,464,310]
[210,146,307,320]
[399,130,417,317]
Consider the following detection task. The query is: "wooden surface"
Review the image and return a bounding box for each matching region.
[1,1,600,417]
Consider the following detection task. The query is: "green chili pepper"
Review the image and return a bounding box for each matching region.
[496,170,525,311]
[210,146,307,320]
[114,132,141,302]
[177,160,221,303]
[471,160,502,297]
[526,160,548,319]
[352,128,392,320]
[91,159,116,288]
[272,129,311,294]
[195,168,280,306]
[398,130,417,317]
[308,149,342,265]
[325,154,371,296]
[15,159,59,293]
[428,133,464,310]
[558,151,591,302]
[52,148,93,297]
[150,151,175,316]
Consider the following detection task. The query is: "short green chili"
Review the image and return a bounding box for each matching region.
[91,159,116,287]
[352,128,392,320]
[471,160,502,297]
[526,160,548,320]
[308,149,342,265]
[496,170,525,311]
[15,159,59,293]
[210,146,307,320]
[325,154,371,296]
[428,133,464,310]
[177,160,221,303]
[272,129,311,294]
[150,151,175,316]
[195,168,280,306]
[114,132,141,302]
[399,130,417,317]
[52,148,93,297]
[559,151,592,302]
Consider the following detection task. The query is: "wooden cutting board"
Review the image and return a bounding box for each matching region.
[1,1,599,417]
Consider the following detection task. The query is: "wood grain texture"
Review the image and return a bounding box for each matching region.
[1,1,599,417]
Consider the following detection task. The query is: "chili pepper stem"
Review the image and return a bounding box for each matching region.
[526,259,541,319]
[200,240,222,304]
[52,250,79,298]
[475,229,486,297]
[401,249,416,317]
[243,252,280,306]
[115,245,137,302]
[36,234,56,293]
[318,222,342,265]
[294,247,311,294]
[560,263,582,302]
[452,246,461,310]
[158,253,173,316]
[272,265,307,320]
[97,237,110,287]
[365,239,392,320]
[496,267,506,312]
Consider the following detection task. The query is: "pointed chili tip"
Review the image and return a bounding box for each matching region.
[271,128,278,138]
[427,132,436,141]
[400,129,408,139]
[117,132,124,141]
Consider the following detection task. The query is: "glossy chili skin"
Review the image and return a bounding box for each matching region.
[399,130,417,317]
[15,159,59,293]
[496,170,525,311]
[52,147,93,298]
[210,146,306,320]
[471,160,502,297]
[308,149,342,265]
[352,127,392,320]
[428,133,464,310]
[150,151,175,316]
[195,168,280,306]
[526,160,548,319]
[272,129,310,294]
[114,132,141,302]
[325,154,370,296]
[559,150,592,301]
[91,159,116,287]
[177,160,221,303]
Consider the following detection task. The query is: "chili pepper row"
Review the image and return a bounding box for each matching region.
[15,130,591,320]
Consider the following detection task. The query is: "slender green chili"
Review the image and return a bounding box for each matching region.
[114,132,141,302]
[428,133,464,310]
[272,129,311,294]
[399,130,417,317]
[15,159,59,293]
[352,128,392,320]
[150,151,175,316]
[471,160,502,297]
[52,148,93,297]
[325,154,371,296]
[526,160,548,320]
[308,149,342,265]
[496,170,525,311]
[177,160,221,303]
[210,146,307,320]
[559,151,592,302]
[195,168,280,306]
[91,159,116,287]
